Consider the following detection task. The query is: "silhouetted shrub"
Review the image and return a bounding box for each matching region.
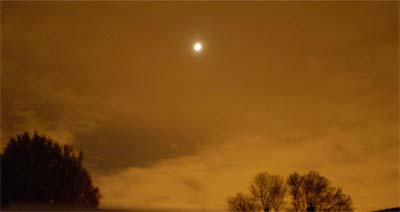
[1,132,101,209]
[227,193,261,211]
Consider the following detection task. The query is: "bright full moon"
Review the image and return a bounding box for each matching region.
[193,42,202,52]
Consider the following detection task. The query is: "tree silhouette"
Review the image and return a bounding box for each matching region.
[227,193,262,211]
[227,172,286,212]
[227,171,353,212]
[287,171,353,212]
[250,172,287,212]
[1,132,101,209]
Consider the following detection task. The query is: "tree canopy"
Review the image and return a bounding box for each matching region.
[227,171,353,212]
[227,193,262,211]
[250,172,287,212]
[287,171,353,212]
[1,132,101,209]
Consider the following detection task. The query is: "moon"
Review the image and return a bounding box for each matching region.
[193,42,202,52]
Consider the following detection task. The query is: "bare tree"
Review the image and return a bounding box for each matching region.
[287,171,353,212]
[227,193,262,211]
[249,172,287,212]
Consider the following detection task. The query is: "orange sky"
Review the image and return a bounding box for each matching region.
[1,2,399,211]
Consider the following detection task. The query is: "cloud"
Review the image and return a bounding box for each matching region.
[96,130,398,211]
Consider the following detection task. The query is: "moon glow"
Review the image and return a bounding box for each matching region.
[193,42,202,52]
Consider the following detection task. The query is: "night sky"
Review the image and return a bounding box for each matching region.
[1,2,399,211]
